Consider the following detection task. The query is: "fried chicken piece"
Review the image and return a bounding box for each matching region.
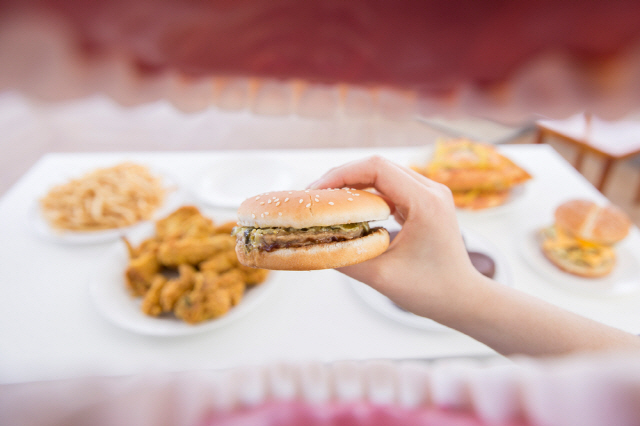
[125,251,161,296]
[199,250,238,274]
[141,274,167,316]
[155,205,216,240]
[157,234,235,267]
[237,265,270,286]
[123,236,160,259]
[215,269,246,306]
[174,273,234,324]
[214,221,238,235]
[159,264,196,312]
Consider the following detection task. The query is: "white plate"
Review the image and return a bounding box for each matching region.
[28,173,183,245]
[89,242,279,336]
[517,228,640,296]
[193,157,295,208]
[348,226,513,332]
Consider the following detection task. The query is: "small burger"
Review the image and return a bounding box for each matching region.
[233,189,390,270]
[540,199,631,278]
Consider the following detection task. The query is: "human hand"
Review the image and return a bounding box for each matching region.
[309,156,484,323]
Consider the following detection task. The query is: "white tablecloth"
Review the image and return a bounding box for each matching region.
[1,145,639,384]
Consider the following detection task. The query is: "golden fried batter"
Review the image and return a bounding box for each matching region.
[214,221,238,235]
[141,275,167,316]
[157,235,235,266]
[199,250,238,274]
[155,206,217,240]
[125,251,161,297]
[237,265,270,286]
[174,273,233,324]
[159,264,196,312]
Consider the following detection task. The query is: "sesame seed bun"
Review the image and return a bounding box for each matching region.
[555,200,631,245]
[236,227,390,271]
[237,189,391,228]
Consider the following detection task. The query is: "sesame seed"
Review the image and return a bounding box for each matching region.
[272,196,277,199]
[265,212,269,216]
[299,199,304,203]
[354,193,360,196]
[255,196,260,200]
[304,190,310,192]
[278,212,282,216]
[348,198,353,201]
[306,203,311,208]
[328,202,334,205]
[261,213,264,218]
[268,199,272,204]
[284,198,289,202]
[260,202,265,205]
[252,213,255,218]
[288,191,293,194]
[276,202,280,206]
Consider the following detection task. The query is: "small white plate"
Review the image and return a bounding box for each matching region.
[89,241,279,336]
[193,157,295,208]
[517,228,640,296]
[28,173,182,245]
[348,227,513,332]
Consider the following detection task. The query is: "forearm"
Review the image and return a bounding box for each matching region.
[438,274,640,357]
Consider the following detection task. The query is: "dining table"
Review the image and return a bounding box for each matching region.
[1,143,639,385]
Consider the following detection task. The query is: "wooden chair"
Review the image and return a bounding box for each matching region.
[535,113,640,201]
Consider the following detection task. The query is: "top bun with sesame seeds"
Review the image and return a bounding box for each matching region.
[234,189,391,270]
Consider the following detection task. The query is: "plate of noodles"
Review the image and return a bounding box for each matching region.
[29,162,182,244]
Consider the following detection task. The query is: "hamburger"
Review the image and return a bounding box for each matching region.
[540,199,631,278]
[233,189,390,270]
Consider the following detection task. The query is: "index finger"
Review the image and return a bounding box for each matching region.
[308,156,424,210]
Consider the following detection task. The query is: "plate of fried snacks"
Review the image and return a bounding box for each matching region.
[31,162,181,244]
[518,199,640,296]
[349,225,512,332]
[411,139,532,212]
[89,205,274,336]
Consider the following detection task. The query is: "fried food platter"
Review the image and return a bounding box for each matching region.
[89,222,279,336]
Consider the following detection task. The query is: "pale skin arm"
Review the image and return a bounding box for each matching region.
[309,156,640,358]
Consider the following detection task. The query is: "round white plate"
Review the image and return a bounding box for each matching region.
[348,227,513,332]
[193,157,295,208]
[517,228,640,296]
[28,174,183,245]
[89,242,279,336]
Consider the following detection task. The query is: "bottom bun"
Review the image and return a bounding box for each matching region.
[236,228,390,271]
[540,237,615,278]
